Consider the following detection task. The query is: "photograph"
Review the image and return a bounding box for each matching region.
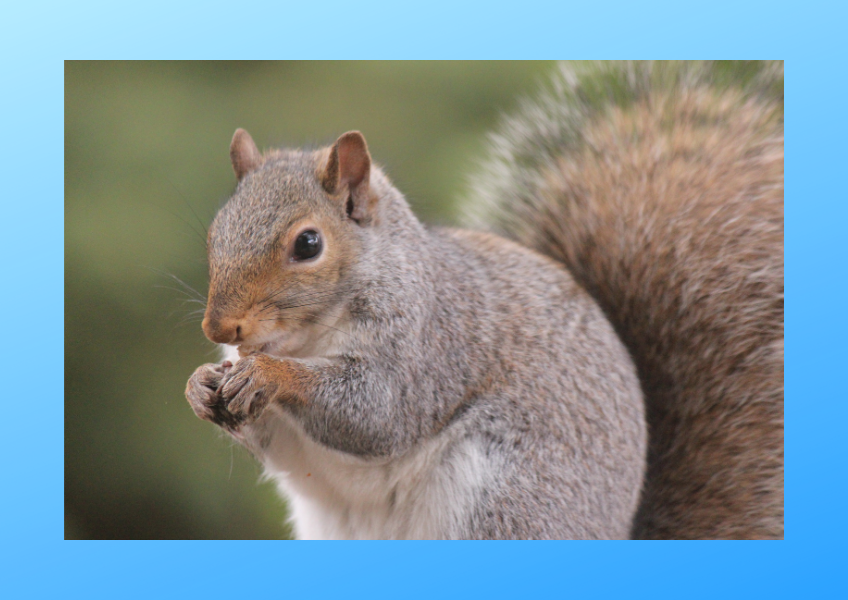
[65,60,784,540]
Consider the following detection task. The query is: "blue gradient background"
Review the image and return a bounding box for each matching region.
[3,0,840,597]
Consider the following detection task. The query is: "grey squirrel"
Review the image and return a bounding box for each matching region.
[185,61,784,539]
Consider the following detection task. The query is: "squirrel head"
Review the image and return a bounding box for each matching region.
[202,129,377,356]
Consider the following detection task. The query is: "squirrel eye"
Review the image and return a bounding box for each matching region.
[293,230,322,261]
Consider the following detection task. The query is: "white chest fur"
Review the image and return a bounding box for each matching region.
[241,407,490,540]
[220,347,491,540]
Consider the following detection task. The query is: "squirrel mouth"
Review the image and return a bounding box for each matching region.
[236,339,279,357]
[239,331,291,357]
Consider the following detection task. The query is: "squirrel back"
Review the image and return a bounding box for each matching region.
[465,61,784,539]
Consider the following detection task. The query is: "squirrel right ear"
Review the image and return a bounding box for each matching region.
[321,131,374,223]
[230,128,263,181]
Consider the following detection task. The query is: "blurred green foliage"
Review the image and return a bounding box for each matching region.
[65,60,554,539]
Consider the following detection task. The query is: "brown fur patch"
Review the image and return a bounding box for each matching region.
[472,65,784,539]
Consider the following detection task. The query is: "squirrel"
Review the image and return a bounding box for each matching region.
[185,61,783,539]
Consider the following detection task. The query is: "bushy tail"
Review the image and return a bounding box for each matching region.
[465,61,784,539]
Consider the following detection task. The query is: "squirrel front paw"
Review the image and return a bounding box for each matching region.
[185,361,235,427]
[218,354,283,426]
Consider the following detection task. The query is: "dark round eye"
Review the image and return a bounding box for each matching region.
[293,230,322,261]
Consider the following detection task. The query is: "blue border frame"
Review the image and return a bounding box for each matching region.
[4,0,843,597]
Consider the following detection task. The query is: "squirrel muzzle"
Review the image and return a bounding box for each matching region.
[202,313,250,345]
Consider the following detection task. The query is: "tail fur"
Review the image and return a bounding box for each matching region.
[465,61,784,539]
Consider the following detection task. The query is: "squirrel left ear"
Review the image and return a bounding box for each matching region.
[321,131,373,222]
[230,128,263,181]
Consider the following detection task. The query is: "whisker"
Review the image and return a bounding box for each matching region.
[255,277,304,307]
[254,263,354,310]
[270,288,354,308]
[180,298,207,306]
[272,297,348,312]
[163,175,210,242]
[146,267,207,301]
[154,285,208,305]
[257,286,344,306]
[257,289,352,317]
[273,315,350,337]
[138,195,209,250]
[166,305,207,322]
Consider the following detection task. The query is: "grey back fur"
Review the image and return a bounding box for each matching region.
[464,61,784,539]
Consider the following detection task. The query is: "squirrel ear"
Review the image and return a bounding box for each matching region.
[322,131,373,222]
[230,128,263,181]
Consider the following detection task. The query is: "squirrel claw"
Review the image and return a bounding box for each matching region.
[185,362,235,427]
[218,355,277,425]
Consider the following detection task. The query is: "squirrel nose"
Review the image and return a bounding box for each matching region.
[202,315,248,344]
